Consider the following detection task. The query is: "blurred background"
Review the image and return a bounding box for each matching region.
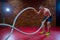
[56,0,60,26]
[0,0,56,27]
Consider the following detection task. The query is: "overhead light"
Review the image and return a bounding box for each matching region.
[6,8,10,12]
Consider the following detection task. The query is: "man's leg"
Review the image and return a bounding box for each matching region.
[40,24,46,34]
[46,21,51,36]
[40,17,46,34]
[47,21,51,32]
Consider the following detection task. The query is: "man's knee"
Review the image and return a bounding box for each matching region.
[47,21,51,25]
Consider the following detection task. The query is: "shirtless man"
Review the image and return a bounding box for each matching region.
[33,6,52,36]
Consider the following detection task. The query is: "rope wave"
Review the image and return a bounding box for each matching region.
[0,7,44,40]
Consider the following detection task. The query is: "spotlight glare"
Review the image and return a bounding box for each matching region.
[6,8,10,12]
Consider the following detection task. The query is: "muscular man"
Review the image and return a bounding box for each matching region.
[33,6,52,36]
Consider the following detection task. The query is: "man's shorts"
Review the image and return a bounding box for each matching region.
[42,16,52,22]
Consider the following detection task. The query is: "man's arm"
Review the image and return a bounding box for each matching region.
[33,8,42,14]
[33,9,38,13]
[37,9,41,14]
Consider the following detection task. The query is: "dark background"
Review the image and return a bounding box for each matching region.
[56,0,60,26]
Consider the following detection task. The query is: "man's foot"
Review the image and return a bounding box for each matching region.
[40,31,45,34]
[45,32,50,36]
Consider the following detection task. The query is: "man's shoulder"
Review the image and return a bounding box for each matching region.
[44,8,50,11]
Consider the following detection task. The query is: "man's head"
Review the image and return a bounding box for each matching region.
[39,5,44,10]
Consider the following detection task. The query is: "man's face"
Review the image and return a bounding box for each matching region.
[39,6,44,10]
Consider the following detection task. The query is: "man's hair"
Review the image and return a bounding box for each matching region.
[39,5,44,9]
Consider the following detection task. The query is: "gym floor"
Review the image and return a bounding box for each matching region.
[0,26,60,40]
